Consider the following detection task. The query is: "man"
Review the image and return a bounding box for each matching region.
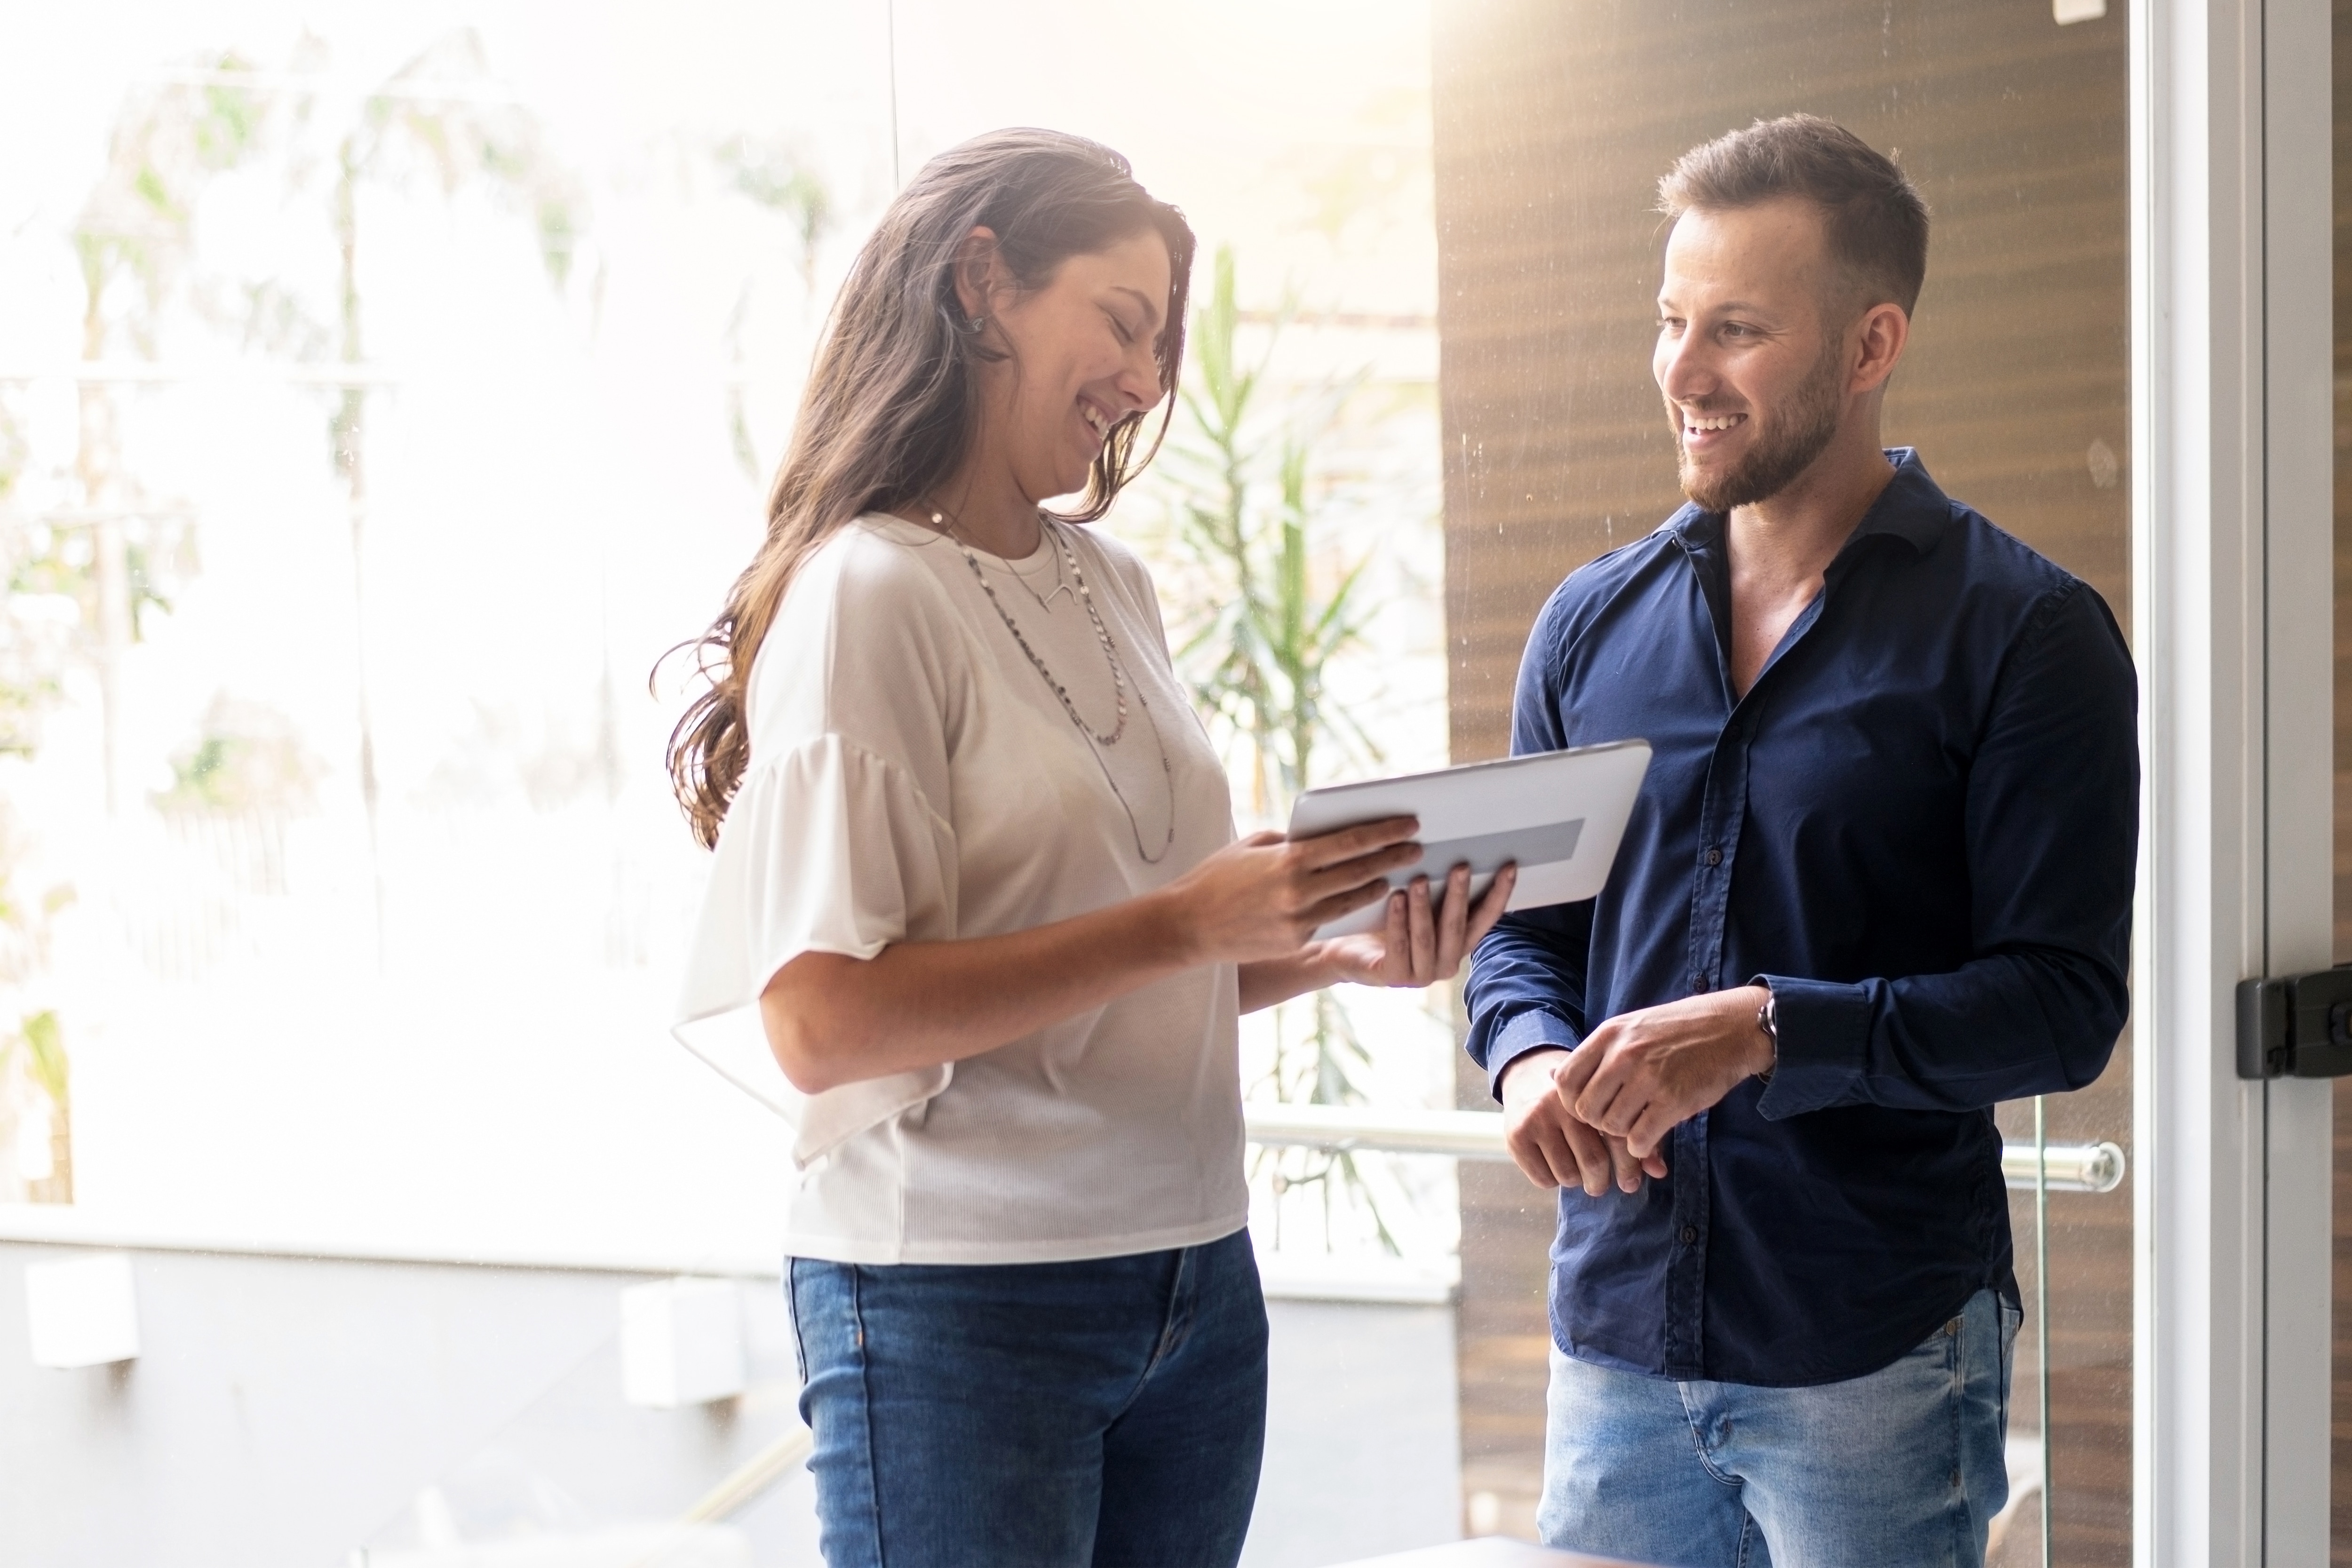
[1464,114,2137,1568]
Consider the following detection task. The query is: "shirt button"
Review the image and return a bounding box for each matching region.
[1680,1226,1699,1245]
[1704,847,1723,867]
[1692,975,1711,993]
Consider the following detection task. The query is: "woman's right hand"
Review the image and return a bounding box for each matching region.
[1163,818,1424,966]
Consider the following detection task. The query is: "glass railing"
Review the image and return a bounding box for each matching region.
[1266,1098,2125,1563]
[1243,1102,2126,1194]
[332,1107,2114,1564]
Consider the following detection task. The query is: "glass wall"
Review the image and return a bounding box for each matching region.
[2331,3,2352,1561]
[0,0,903,1258]
[0,1,1462,1561]
[0,9,1452,1237]
[0,0,2142,1560]
[1430,1,2132,1557]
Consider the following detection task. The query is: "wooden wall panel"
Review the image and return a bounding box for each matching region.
[1432,0,2129,764]
[1432,2,2133,1557]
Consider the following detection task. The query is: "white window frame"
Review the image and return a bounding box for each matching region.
[2133,0,2334,1561]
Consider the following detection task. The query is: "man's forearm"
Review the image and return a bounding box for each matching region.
[1754,951,2124,1118]
[1498,1046,1573,1102]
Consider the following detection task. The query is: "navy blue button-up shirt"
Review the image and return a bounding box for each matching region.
[1464,450,2137,1388]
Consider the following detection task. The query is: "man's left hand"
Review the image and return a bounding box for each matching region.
[1555,985,1775,1161]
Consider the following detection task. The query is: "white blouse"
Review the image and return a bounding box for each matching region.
[673,513,1248,1264]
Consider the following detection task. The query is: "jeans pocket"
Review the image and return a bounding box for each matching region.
[1906,1311,1963,1374]
[1996,1293,2022,1417]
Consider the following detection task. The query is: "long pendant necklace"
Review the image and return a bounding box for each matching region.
[932,508,1176,863]
[996,532,1073,613]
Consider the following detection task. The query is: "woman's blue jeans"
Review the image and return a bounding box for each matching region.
[786,1227,1269,1568]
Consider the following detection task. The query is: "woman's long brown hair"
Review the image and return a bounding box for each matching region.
[662,129,1196,848]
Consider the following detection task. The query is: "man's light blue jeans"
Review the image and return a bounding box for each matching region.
[1540,1287,2021,1568]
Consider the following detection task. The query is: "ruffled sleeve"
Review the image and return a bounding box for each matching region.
[673,733,960,1165]
[672,524,972,1166]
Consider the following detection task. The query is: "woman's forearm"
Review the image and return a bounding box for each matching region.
[761,891,1200,1094]
[1238,952,1343,1014]
[762,821,1433,1095]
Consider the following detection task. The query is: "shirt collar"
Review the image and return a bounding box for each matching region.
[1666,447,1955,556]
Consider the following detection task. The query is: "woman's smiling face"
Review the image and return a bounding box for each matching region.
[962,227,1175,507]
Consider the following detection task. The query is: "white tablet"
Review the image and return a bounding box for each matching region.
[1284,740,1652,939]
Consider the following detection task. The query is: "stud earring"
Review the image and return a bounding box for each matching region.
[965,314,987,334]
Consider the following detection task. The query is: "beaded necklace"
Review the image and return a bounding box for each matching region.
[931,508,1176,863]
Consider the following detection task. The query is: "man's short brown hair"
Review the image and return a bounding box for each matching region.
[1658,114,1930,318]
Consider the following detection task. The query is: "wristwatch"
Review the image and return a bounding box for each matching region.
[1755,987,1779,1082]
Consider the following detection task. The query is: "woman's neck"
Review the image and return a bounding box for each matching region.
[925,456,1045,557]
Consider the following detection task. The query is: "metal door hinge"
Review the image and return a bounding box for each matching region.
[2237,967,2352,1078]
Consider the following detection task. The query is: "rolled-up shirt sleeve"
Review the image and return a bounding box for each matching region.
[1755,579,2138,1118]
[1468,901,1596,1099]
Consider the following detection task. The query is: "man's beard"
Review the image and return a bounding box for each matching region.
[1671,336,1846,512]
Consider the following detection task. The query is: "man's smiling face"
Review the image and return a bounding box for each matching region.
[1652,198,1855,512]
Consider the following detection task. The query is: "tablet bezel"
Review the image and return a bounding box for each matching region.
[1284,739,1652,939]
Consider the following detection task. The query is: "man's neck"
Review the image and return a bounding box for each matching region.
[1725,424,1897,592]
[1718,422,1900,698]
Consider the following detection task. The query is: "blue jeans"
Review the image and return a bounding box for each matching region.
[786,1228,1269,1568]
[1540,1287,2020,1568]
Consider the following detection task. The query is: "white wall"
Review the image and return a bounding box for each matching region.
[0,1242,1461,1568]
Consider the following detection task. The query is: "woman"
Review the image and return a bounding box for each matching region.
[668,129,1510,1568]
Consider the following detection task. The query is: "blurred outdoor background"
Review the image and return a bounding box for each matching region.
[0,3,1465,1563]
[0,0,1453,1269]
